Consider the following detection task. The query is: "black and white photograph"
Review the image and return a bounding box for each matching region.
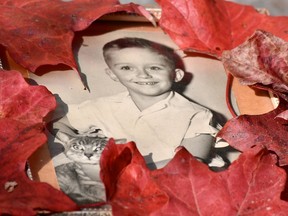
[29,21,238,204]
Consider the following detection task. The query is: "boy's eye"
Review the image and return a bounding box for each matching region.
[148,66,162,71]
[120,66,132,70]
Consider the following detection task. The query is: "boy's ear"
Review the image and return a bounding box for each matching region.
[174,69,185,82]
[105,68,119,82]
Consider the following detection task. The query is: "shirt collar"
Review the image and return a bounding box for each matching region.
[125,91,174,115]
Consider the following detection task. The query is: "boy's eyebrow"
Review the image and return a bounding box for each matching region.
[112,63,132,67]
[112,63,168,67]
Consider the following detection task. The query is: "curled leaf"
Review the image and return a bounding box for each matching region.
[222,30,288,93]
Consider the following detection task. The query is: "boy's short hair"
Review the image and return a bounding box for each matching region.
[102,37,184,70]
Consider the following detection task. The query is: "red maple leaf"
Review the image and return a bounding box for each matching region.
[0,0,154,73]
[217,98,288,166]
[0,70,78,214]
[100,140,168,215]
[222,30,288,94]
[156,0,288,57]
[0,70,56,125]
[101,140,288,215]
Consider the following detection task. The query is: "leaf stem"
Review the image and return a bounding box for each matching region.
[226,73,238,118]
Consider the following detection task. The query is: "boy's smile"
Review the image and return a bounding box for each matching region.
[135,82,158,85]
[105,47,184,101]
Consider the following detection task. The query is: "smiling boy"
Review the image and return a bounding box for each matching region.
[60,37,219,169]
[103,41,184,111]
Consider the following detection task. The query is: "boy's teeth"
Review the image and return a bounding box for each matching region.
[137,82,156,85]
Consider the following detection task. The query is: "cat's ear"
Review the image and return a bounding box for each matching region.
[105,68,119,82]
[56,131,73,144]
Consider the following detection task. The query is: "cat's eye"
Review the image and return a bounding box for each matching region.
[72,144,84,151]
[93,146,102,152]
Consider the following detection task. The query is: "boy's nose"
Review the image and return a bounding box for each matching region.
[137,68,152,78]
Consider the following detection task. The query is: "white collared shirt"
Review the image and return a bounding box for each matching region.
[66,91,218,164]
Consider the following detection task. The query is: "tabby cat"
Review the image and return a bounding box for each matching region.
[55,130,108,204]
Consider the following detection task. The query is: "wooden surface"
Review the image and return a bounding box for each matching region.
[232,77,275,115]
[28,143,60,189]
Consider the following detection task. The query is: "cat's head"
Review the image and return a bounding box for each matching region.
[56,131,108,165]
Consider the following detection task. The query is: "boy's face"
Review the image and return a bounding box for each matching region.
[105,47,184,98]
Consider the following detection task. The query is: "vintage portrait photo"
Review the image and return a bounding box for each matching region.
[29,21,237,204]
